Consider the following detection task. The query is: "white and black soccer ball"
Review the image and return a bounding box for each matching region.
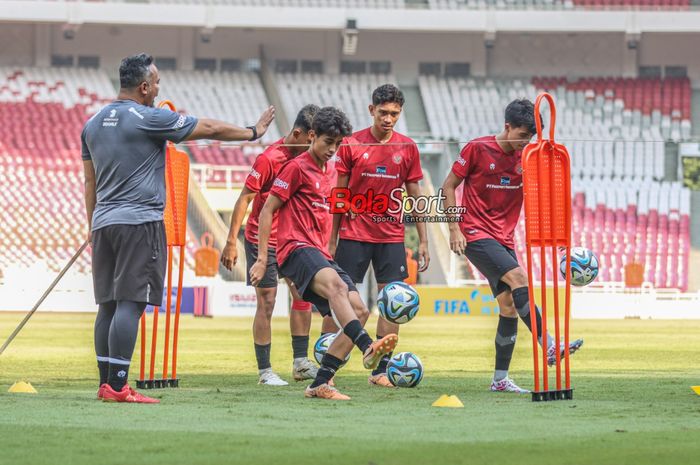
[377,281,420,324]
[313,332,350,366]
[386,352,424,388]
[560,247,599,287]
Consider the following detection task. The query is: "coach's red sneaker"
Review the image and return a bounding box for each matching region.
[100,383,160,404]
[97,384,106,400]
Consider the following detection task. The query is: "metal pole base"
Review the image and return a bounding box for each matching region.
[531,389,573,402]
[136,379,180,389]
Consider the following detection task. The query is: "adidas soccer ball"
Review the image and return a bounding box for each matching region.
[313,332,350,365]
[377,281,420,324]
[386,352,424,388]
[560,247,599,287]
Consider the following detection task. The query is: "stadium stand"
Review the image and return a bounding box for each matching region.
[145,0,406,6]
[159,70,275,186]
[0,68,199,275]
[436,76,693,290]
[275,72,409,136]
[427,0,689,8]
[0,68,113,274]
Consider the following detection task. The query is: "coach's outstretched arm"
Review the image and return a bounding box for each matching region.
[442,171,467,256]
[249,194,283,286]
[186,106,275,142]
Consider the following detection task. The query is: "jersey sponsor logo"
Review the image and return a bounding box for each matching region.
[456,157,467,166]
[173,114,186,129]
[360,171,399,180]
[486,182,523,190]
[392,154,402,165]
[102,110,120,127]
[500,176,511,186]
[128,107,144,120]
[467,229,478,234]
[376,166,387,175]
[273,178,289,190]
[249,169,261,180]
[312,201,330,211]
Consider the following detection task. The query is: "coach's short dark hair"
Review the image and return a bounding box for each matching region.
[371,84,405,107]
[505,99,537,135]
[312,107,352,138]
[292,104,320,133]
[119,53,154,89]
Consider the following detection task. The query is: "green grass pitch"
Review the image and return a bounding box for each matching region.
[1,312,699,465]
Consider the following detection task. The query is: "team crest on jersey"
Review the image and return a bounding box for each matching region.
[516,164,523,174]
[392,155,402,165]
[489,163,496,170]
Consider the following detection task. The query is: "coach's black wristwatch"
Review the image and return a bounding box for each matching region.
[247,125,258,141]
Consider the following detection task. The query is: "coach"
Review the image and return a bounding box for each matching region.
[82,53,274,403]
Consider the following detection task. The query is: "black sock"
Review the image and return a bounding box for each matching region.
[372,334,392,376]
[342,320,373,353]
[254,343,271,371]
[291,335,309,360]
[107,361,130,391]
[512,287,553,347]
[310,354,344,388]
[494,316,518,381]
[97,360,109,386]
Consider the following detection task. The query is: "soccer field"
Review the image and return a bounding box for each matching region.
[1,312,699,465]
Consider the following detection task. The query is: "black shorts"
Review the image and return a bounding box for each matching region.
[91,221,167,306]
[278,247,357,317]
[244,239,278,288]
[334,239,408,284]
[465,238,520,297]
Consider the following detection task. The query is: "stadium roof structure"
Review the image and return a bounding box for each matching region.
[2,1,700,34]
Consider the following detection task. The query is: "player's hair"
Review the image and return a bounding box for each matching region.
[505,99,537,135]
[119,53,154,89]
[371,84,405,107]
[312,107,353,138]
[292,104,320,133]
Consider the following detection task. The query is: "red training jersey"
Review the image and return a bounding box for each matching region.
[335,128,423,243]
[244,138,294,248]
[270,151,338,266]
[451,135,523,249]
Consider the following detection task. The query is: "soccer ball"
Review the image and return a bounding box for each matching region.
[386,352,424,388]
[559,247,599,287]
[377,281,420,324]
[313,332,350,365]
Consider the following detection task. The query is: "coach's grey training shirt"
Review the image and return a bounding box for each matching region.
[81,100,197,231]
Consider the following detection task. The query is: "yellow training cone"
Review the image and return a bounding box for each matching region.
[8,381,37,394]
[432,394,464,408]
[691,386,700,396]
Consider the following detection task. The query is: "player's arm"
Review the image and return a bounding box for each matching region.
[442,171,467,256]
[329,173,350,257]
[221,186,256,271]
[249,194,284,286]
[405,181,430,272]
[186,106,275,142]
[82,160,96,242]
